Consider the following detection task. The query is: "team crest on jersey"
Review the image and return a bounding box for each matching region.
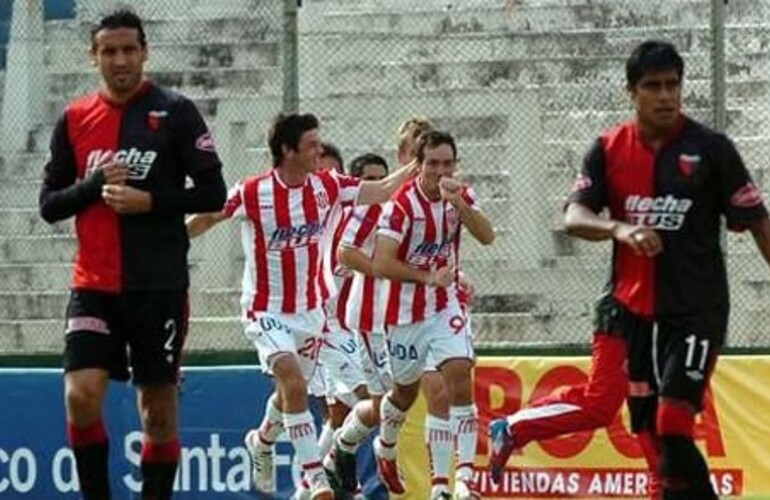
[315,190,330,210]
[147,110,167,131]
[678,153,700,178]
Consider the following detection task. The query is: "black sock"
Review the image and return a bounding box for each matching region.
[660,435,717,500]
[141,461,178,500]
[73,441,111,500]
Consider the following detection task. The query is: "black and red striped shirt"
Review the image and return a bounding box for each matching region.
[568,116,767,317]
[39,81,226,292]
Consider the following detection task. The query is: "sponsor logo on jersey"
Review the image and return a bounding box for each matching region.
[407,241,452,268]
[678,153,700,177]
[86,148,158,180]
[195,132,216,152]
[625,194,693,230]
[571,173,592,192]
[269,221,324,250]
[730,183,763,208]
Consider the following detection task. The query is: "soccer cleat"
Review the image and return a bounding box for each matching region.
[454,477,481,500]
[488,418,515,485]
[373,437,406,494]
[430,489,452,500]
[244,429,275,492]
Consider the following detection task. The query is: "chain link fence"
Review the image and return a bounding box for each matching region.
[0,0,768,357]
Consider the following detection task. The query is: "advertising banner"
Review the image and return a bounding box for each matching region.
[397,356,770,498]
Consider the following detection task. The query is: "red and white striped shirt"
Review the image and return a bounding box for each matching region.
[337,204,388,334]
[224,169,360,316]
[321,204,354,332]
[377,178,480,325]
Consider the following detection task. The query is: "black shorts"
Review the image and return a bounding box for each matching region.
[63,290,189,386]
[625,306,726,411]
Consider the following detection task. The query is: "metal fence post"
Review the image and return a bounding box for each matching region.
[711,0,727,132]
[282,0,300,113]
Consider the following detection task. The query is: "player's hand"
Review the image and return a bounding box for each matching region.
[428,265,455,288]
[613,223,662,257]
[100,161,129,185]
[102,185,152,214]
[404,158,421,178]
[458,271,475,305]
[439,176,463,204]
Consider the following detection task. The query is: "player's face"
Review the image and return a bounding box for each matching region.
[360,163,387,181]
[629,69,682,133]
[292,129,322,173]
[318,154,343,173]
[90,28,147,98]
[420,144,456,191]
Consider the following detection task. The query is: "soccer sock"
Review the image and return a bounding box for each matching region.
[284,411,328,490]
[67,419,110,500]
[318,422,335,458]
[256,393,284,448]
[425,415,452,487]
[450,405,478,481]
[657,403,716,499]
[636,430,661,499]
[378,395,406,459]
[140,438,180,500]
[337,404,375,454]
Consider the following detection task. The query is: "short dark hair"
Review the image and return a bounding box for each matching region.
[91,9,147,50]
[626,40,684,88]
[321,142,344,172]
[267,113,320,166]
[415,130,456,163]
[348,153,389,178]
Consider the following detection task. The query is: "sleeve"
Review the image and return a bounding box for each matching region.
[376,201,409,244]
[151,97,227,215]
[341,204,380,249]
[222,181,246,220]
[713,133,769,231]
[38,111,104,223]
[565,138,607,213]
[172,97,223,175]
[334,171,362,206]
[460,185,482,211]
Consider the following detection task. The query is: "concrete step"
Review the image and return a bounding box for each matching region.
[0,316,253,354]
[0,153,48,181]
[0,263,72,291]
[47,66,282,103]
[46,39,281,74]
[72,0,280,25]
[317,52,713,96]
[0,209,70,236]
[302,1,710,35]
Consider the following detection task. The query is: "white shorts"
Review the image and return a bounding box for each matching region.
[319,328,368,407]
[358,330,392,396]
[387,304,474,385]
[307,364,327,398]
[243,308,325,381]
[424,312,474,372]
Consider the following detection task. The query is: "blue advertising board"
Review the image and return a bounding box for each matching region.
[0,367,384,499]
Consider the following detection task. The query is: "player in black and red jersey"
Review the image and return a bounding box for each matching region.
[39,9,226,500]
[490,40,770,499]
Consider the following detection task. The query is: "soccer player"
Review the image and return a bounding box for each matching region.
[38,9,227,500]
[319,142,345,174]
[490,40,770,499]
[372,130,494,499]
[186,112,418,499]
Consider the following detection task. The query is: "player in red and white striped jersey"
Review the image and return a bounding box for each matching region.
[186,113,418,499]
[372,131,495,499]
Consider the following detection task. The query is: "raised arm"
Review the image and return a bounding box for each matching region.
[355,160,419,205]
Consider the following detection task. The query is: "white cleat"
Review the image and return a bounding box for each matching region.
[244,429,275,493]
